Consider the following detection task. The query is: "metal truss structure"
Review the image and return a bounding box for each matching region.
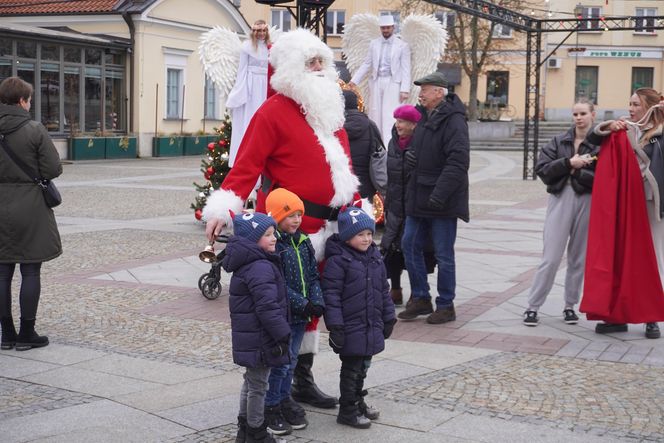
[426,0,664,179]
[255,0,335,41]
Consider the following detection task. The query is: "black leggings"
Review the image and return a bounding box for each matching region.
[389,269,402,290]
[0,263,42,320]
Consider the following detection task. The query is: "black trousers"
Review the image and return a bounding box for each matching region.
[338,355,372,416]
[0,263,42,320]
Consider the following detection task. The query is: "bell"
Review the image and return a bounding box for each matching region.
[199,242,217,263]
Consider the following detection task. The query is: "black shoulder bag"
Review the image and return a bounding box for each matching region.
[0,132,61,208]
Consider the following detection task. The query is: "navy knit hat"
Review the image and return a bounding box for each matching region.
[338,207,375,241]
[232,211,277,243]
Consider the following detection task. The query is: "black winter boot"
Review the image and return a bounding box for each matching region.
[292,352,338,408]
[235,415,247,443]
[245,422,277,443]
[1,316,17,350]
[16,318,49,351]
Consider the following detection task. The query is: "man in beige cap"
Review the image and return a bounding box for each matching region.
[397,71,470,325]
[349,14,411,145]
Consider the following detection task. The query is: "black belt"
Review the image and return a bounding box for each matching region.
[261,176,343,221]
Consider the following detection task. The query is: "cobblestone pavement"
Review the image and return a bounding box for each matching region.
[1,154,664,442]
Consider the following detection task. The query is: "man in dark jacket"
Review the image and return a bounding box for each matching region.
[397,72,470,324]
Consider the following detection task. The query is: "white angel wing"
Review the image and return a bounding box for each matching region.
[401,15,448,105]
[341,13,380,103]
[199,26,242,97]
[269,25,283,44]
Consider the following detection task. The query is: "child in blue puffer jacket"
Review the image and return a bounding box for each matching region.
[322,206,396,429]
[262,188,326,435]
[221,211,290,443]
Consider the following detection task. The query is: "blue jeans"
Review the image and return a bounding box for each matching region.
[402,216,457,309]
[265,322,306,406]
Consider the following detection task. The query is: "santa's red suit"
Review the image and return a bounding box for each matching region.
[203,29,360,353]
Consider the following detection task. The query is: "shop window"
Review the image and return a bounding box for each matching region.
[635,8,657,34]
[64,46,81,63]
[0,59,11,83]
[85,49,102,65]
[486,71,509,106]
[0,40,12,57]
[17,40,36,58]
[84,67,102,132]
[41,44,59,61]
[326,10,345,35]
[631,67,654,93]
[64,66,81,134]
[106,68,124,132]
[40,63,60,131]
[575,66,598,104]
[17,62,35,119]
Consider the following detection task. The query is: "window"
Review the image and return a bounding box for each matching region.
[40,62,60,131]
[84,67,102,132]
[575,66,598,103]
[486,71,509,106]
[492,24,513,38]
[579,7,601,31]
[635,8,657,34]
[166,68,182,118]
[325,10,345,35]
[632,67,654,93]
[204,76,217,119]
[271,9,291,31]
[105,68,124,132]
[163,49,189,119]
[435,11,455,30]
[379,10,401,32]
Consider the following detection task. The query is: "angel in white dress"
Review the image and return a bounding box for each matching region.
[199,20,271,167]
[343,14,448,145]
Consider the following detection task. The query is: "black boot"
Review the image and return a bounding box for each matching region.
[235,416,247,443]
[245,422,276,443]
[292,352,338,408]
[16,318,49,351]
[1,316,17,350]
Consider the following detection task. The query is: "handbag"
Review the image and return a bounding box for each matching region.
[368,122,388,194]
[0,133,62,208]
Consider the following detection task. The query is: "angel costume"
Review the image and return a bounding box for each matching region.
[225,39,269,167]
[343,14,448,145]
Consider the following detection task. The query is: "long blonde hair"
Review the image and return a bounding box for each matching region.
[634,88,664,142]
[250,20,271,50]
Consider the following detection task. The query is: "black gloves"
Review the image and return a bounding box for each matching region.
[428,196,446,211]
[404,150,417,169]
[328,328,345,353]
[383,318,397,339]
[303,302,324,318]
[271,340,290,357]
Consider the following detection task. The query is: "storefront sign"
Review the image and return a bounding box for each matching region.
[570,49,662,59]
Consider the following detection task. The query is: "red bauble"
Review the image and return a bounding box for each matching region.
[220,140,228,147]
[207,142,215,151]
[206,166,215,175]
[194,209,203,220]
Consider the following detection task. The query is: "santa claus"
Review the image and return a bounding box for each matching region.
[203,28,360,409]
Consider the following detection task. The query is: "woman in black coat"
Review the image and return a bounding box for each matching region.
[0,77,62,351]
[342,89,380,199]
[379,105,421,305]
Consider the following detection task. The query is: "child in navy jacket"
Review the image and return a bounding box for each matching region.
[262,188,326,435]
[322,206,397,429]
[221,211,290,443]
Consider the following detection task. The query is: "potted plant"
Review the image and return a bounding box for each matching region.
[105,135,137,159]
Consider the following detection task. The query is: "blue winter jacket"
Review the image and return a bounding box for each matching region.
[276,230,325,325]
[322,234,396,357]
[221,235,291,368]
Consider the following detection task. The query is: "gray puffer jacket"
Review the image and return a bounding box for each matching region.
[0,104,62,263]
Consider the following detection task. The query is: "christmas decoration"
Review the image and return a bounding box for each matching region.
[191,113,232,219]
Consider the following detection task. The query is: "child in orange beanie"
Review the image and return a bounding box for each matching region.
[262,188,326,435]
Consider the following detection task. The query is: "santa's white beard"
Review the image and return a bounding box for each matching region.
[273,70,344,135]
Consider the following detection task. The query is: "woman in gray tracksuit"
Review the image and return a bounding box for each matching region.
[523,100,599,326]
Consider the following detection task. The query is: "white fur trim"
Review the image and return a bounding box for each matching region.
[299,329,320,355]
[316,132,360,206]
[361,198,375,220]
[201,189,244,228]
[309,221,338,262]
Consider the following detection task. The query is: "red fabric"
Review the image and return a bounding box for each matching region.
[580,131,664,323]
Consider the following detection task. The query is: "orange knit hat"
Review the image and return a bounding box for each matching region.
[265,188,305,224]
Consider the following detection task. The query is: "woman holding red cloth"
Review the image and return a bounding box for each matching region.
[583,88,664,338]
